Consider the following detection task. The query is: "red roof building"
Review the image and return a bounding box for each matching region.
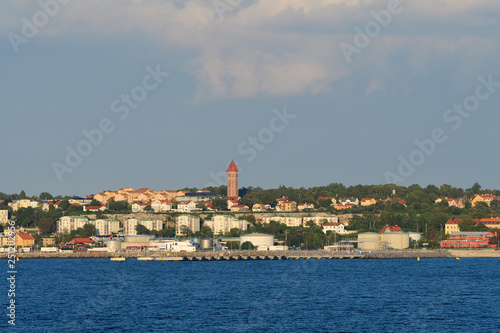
[379,225,403,233]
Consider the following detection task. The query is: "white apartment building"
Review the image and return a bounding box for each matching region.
[123,218,163,235]
[204,215,250,235]
[175,215,201,236]
[8,200,40,211]
[302,216,339,226]
[93,219,121,236]
[57,216,90,233]
[261,216,302,227]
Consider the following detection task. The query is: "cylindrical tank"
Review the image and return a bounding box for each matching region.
[104,240,122,251]
[200,239,213,249]
[382,233,410,250]
[357,233,382,251]
[240,233,274,248]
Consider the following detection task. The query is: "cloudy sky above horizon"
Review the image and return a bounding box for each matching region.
[1,0,500,196]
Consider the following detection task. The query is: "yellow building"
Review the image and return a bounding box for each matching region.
[277,201,297,211]
[361,198,377,206]
[445,219,461,235]
[15,233,35,247]
[472,194,500,207]
[41,237,56,247]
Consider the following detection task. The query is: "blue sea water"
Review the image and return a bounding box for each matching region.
[1,258,500,332]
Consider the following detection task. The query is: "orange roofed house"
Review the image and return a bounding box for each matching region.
[472,194,500,207]
[15,233,35,247]
[379,225,403,233]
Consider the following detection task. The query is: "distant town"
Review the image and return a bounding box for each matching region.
[1,161,499,256]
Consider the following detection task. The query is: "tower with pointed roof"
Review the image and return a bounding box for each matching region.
[226,160,239,199]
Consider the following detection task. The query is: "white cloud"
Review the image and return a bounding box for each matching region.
[3,0,500,101]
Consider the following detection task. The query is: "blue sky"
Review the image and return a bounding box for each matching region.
[1,0,500,196]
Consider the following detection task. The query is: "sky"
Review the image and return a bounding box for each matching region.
[1,0,500,197]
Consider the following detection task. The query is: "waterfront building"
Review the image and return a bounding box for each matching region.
[15,233,35,247]
[227,160,239,199]
[41,237,55,247]
[440,232,496,248]
[175,215,201,236]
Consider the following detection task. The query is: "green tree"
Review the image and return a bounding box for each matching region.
[471,182,482,194]
[490,200,500,208]
[89,199,101,206]
[212,198,228,211]
[19,190,26,199]
[59,200,70,211]
[39,192,53,200]
[180,225,192,237]
[136,224,151,235]
[80,224,96,238]
[240,241,254,250]
[195,203,207,211]
[38,218,56,235]
[458,217,476,232]
[199,225,213,238]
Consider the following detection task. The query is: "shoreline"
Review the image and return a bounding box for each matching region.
[2,249,498,259]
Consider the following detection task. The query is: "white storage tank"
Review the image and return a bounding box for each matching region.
[104,240,122,251]
[240,233,274,248]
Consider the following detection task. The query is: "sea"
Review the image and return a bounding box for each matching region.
[1,258,500,332]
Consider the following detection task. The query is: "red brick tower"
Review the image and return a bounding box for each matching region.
[226,160,239,199]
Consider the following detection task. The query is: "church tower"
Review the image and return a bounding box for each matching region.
[226,160,239,199]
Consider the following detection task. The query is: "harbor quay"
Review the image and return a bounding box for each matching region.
[0,249,459,260]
